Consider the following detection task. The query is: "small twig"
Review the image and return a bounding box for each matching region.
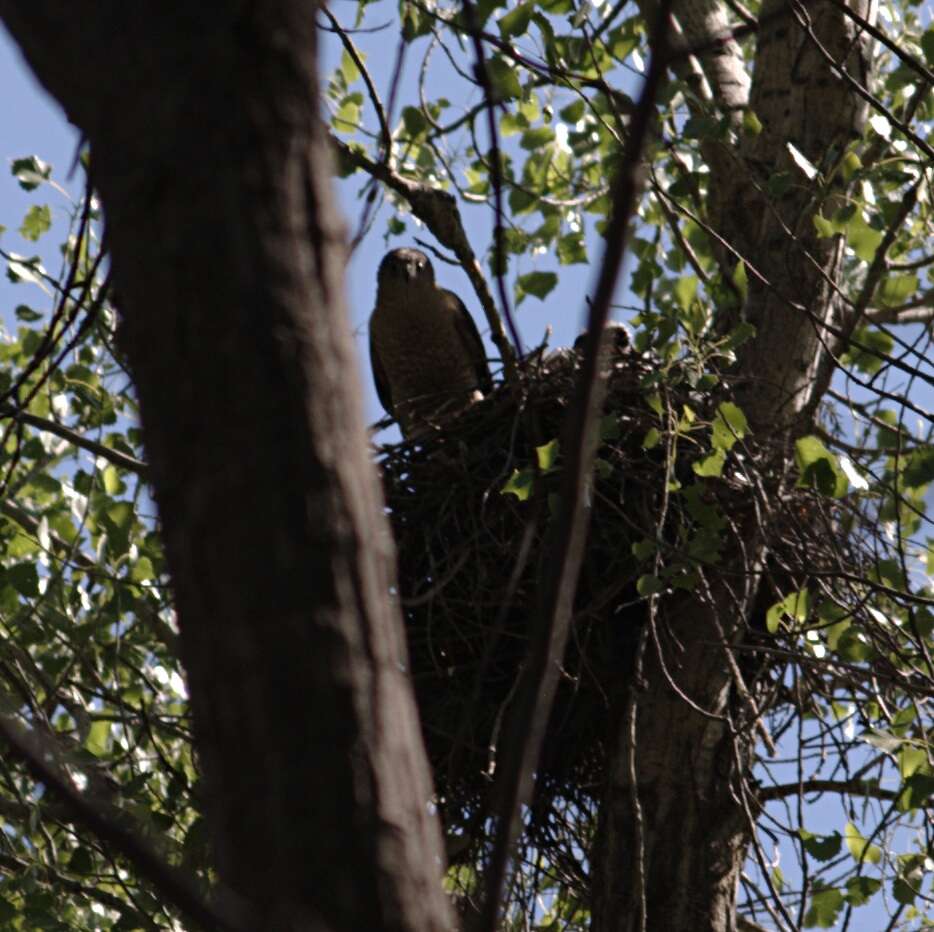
[321,7,392,161]
[461,0,523,361]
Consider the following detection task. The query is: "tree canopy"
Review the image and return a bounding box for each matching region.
[0,0,931,930]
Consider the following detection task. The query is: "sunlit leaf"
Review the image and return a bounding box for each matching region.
[844,821,882,865]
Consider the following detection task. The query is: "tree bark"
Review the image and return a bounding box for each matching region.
[591,3,875,929]
[591,585,760,932]
[729,0,874,426]
[0,3,452,930]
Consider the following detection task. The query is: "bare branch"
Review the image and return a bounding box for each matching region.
[476,6,675,929]
[864,304,934,327]
[758,778,900,803]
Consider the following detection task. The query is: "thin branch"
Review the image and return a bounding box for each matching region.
[0,406,148,476]
[475,6,675,930]
[824,0,934,87]
[321,7,392,160]
[864,304,934,327]
[758,778,900,803]
[462,0,523,360]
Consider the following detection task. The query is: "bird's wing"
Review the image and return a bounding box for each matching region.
[444,289,492,393]
[368,323,395,416]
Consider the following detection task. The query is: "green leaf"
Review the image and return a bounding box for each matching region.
[844,875,880,906]
[536,438,560,472]
[636,574,663,596]
[516,270,557,301]
[921,27,934,66]
[10,155,51,191]
[683,115,720,140]
[557,232,587,265]
[401,106,428,138]
[721,321,755,351]
[899,745,926,779]
[631,539,655,561]
[742,109,762,135]
[498,2,533,38]
[597,416,620,443]
[798,829,842,862]
[901,446,934,489]
[486,57,522,100]
[766,588,810,634]
[14,304,42,322]
[692,449,725,478]
[861,727,904,753]
[812,213,837,238]
[68,846,94,875]
[892,875,916,906]
[102,465,121,495]
[85,719,111,757]
[847,215,884,262]
[804,886,844,928]
[673,275,698,310]
[130,556,155,583]
[334,93,363,130]
[898,772,934,812]
[18,204,51,242]
[559,100,585,123]
[400,0,433,40]
[642,427,660,450]
[840,150,862,181]
[339,47,361,85]
[5,562,39,598]
[876,273,918,307]
[795,435,847,498]
[520,126,555,150]
[843,326,893,375]
[501,468,534,500]
[499,111,528,136]
[844,821,882,865]
[711,402,747,451]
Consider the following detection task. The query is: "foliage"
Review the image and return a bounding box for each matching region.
[0,165,197,929]
[0,0,931,928]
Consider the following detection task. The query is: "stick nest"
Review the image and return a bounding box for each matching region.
[376,344,860,882]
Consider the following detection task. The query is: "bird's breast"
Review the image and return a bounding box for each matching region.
[371,296,482,410]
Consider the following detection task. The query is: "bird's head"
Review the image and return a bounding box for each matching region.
[573,322,631,356]
[377,247,435,297]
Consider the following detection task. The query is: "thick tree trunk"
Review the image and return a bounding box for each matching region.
[0,3,452,931]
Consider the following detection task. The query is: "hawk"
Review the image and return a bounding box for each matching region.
[369,247,492,435]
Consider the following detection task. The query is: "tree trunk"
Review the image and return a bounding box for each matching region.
[0,3,452,930]
[591,3,874,928]
[591,589,758,932]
